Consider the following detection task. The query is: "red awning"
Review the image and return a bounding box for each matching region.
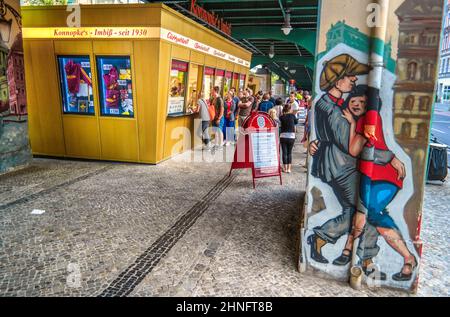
[171,60,188,72]
[205,67,215,76]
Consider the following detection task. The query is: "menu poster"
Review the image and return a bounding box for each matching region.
[250,131,280,177]
[168,97,185,114]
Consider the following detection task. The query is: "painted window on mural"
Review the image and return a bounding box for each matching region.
[404,95,415,110]
[168,60,188,115]
[401,121,412,139]
[407,61,417,80]
[419,96,430,111]
[57,56,94,115]
[96,56,134,117]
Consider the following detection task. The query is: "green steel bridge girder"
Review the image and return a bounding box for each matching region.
[265,65,312,90]
[250,55,314,71]
[232,27,317,57]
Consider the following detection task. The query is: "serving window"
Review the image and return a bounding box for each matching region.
[57,56,94,115]
[96,56,134,117]
[233,73,239,91]
[186,64,203,112]
[224,71,232,96]
[214,69,225,96]
[204,67,215,99]
[168,60,189,115]
[239,74,246,90]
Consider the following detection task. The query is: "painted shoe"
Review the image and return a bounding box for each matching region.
[332,249,352,266]
[307,234,329,264]
[392,256,417,281]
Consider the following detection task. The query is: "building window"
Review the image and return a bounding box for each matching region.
[400,122,412,139]
[443,85,450,102]
[403,95,414,111]
[407,62,418,80]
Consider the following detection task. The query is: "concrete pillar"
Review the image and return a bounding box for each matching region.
[300,0,444,293]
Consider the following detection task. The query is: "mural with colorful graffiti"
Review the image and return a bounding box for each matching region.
[301,0,443,292]
[0,0,31,174]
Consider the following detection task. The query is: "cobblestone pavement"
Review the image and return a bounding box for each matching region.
[0,134,448,296]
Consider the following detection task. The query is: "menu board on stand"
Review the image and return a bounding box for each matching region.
[229,112,282,188]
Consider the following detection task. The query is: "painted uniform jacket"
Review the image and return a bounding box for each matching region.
[103,67,120,108]
[356,110,403,188]
[312,93,356,183]
[65,60,91,94]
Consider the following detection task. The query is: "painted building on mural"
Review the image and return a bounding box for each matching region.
[301,0,443,293]
[318,20,397,73]
[0,41,9,113]
[0,0,31,174]
[393,0,443,241]
[7,33,27,116]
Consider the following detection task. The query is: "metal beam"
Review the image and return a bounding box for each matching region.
[278,0,286,19]
[212,6,318,12]
[223,15,317,20]
[251,55,314,71]
[233,26,316,56]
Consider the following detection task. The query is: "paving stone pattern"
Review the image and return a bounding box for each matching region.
[0,133,448,297]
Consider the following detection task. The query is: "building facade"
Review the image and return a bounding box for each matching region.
[7,33,27,116]
[437,0,450,102]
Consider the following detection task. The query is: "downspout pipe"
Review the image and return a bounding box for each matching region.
[350,0,390,289]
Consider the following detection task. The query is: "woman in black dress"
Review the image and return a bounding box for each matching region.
[279,103,298,173]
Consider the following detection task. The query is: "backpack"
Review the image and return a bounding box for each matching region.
[207,99,216,121]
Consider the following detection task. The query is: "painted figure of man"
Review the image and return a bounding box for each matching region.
[308,54,384,279]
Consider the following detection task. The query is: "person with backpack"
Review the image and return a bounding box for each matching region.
[257,93,274,113]
[191,90,212,150]
[211,86,225,147]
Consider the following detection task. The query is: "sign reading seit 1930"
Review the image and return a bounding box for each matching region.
[190,0,232,36]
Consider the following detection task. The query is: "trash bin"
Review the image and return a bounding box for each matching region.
[427,143,448,182]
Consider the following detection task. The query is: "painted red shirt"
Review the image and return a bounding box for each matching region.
[356,110,403,188]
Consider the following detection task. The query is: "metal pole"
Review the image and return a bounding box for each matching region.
[350,0,390,284]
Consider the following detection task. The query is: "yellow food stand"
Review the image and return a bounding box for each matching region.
[22,4,251,164]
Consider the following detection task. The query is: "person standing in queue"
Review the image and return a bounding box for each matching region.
[279,103,298,173]
[273,97,284,118]
[191,90,212,150]
[268,90,276,105]
[285,91,300,116]
[238,88,254,134]
[211,86,225,147]
[257,93,274,113]
[223,91,236,146]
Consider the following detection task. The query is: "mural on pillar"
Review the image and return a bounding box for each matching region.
[302,0,443,292]
[0,0,31,174]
